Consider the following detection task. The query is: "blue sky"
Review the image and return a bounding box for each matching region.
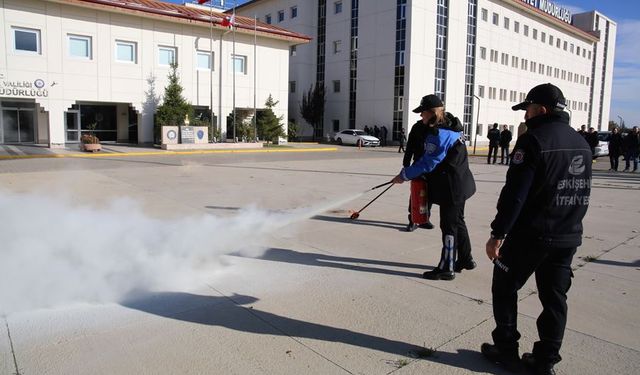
[167,0,639,126]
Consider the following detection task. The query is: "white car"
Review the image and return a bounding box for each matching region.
[594,131,610,157]
[333,129,380,146]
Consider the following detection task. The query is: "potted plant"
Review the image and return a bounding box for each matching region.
[81,123,101,152]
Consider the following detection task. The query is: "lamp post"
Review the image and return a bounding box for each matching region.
[618,115,624,129]
[473,94,480,155]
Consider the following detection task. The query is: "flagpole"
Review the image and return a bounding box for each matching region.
[232,0,236,142]
[253,14,257,142]
[209,0,214,142]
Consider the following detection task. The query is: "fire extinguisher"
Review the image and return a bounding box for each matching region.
[410,179,429,225]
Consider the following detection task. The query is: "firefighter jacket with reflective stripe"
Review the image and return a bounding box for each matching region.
[490,111,592,248]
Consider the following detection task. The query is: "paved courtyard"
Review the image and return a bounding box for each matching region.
[1,145,638,374]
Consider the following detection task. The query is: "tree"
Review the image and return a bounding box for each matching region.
[287,120,298,142]
[155,63,193,131]
[256,95,286,144]
[300,83,325,140]
[228,108,254,141]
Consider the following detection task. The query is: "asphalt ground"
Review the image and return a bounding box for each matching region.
[1,144,638,374]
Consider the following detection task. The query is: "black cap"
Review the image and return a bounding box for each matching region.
[413,95,444,113]
[512,83,566,111]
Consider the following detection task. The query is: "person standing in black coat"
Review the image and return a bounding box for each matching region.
[487,123,501,164]
[481,83,591,375]
[608,127,623,171]
[402,120,434,231]
[585,127,599,160]
[398,127,407,153]
[499,125,513,165]
[623,126,639,172]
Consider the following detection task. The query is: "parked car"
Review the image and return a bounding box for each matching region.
[333,129,380,146]
[594,131,610,157]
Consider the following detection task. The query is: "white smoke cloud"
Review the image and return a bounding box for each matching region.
[0,190,362,315]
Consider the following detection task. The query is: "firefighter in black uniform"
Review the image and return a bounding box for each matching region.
[481,83,592,375]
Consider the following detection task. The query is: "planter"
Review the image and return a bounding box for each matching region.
[82,143,101,152]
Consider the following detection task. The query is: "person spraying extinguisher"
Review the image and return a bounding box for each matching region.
[392,94,477,281]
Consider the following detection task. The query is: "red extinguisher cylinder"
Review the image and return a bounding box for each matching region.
[410,180,429,225]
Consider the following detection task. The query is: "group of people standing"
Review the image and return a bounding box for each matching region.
[486,123,513,165]
[588,125,639,172]
[393,83,591,375]
[363,125,388,146]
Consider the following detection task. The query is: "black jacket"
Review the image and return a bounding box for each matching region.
[499,130,512,148]
[425,113,476,206]
[623,131,639,152]
[491,111,592,248]
[585,131,599,149]
[403,120,429,167]
[608,133,623,155]
[487,127,501,147]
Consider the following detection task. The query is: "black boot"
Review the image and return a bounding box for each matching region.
[422,268,455,280]
[481,343,522,372]
[405,223,418,232]
[454,258,477,273]
[522,353,556,375]
[419,221,434,229]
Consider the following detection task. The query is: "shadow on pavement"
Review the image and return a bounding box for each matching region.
[232,247,431,278]
[121,291,424,357]
[591,258,640,267]
[312,214,406,231]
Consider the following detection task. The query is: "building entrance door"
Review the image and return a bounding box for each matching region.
[0,103,35,144]
[65,110,80,143]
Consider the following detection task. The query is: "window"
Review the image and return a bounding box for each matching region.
[577,46,581,55]
[115,40,136,63]
[510,90,517,102]
[532,28,538,40]
[492,13,499,26]
[478,85,485,98]
[582,49,586,58]
[539,63,544,74]
[290,45,297,56]
[278,10,285,22]
[196,51,213,70]
[489,87,496,99]
[530,61,536,72]
[265,14,272,24]
[554,67,559,78]
[333,40,342,54]
[512,56,518,68]
[289,81,296,93]
[521,59,528,70]
[335,1,342,14]
[232,54,247,74]
[158,46,176,66]
[68,34,91,59]
[514,21,520,33]
[490,49,498,62]
[541,32,546,43]
[480,46,486,60]
[524,25,529,36]
[588,51,592,59]
[332,119,340,132]
[547,66,552,76]
[290,6,297,19]
[563,41,567,50]
[12,27,40,54]
[549,35,554,45]
[570,43,574,53]
[557,38,561,48]
[504,17,510,30]
[481,8,488,22]
[499,89,506,101]
[333,80,341,93]
[501,53,508,65]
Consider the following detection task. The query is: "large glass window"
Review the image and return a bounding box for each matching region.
[158,46,177,66]
[197,51,213,70]
[232,55,247,74]
[68,35,91,59]
[116,41,137,63]
[13,27,40,53]
[291,6,298,18]
[265,14,272,24]
[278,10,285,22]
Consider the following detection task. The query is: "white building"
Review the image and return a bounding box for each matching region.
[235,0,616,143]
[0,0,309,147]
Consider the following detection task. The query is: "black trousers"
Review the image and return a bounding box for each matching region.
[500,146,510,164]
[491,238,576,365]
[436,202,472,270]
[488,145,499,163]
[609,153,620,170]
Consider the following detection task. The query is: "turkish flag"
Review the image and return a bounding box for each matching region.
[197,0,209,4]
[221,15,235,27]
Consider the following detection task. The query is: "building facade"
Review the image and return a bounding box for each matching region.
[0,0,309,147]
[235,0,616,143]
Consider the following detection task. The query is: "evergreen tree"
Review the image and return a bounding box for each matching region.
[300,83,325,140]
[256,95,286,144]
[155,63,193,131]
